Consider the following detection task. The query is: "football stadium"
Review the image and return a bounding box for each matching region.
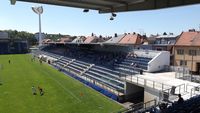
[1,0,200,113]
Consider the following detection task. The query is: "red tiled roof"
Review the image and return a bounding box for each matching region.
[59,37,73,43]
[84,36,96,43]
[118,34,142,44]
[42,38,52,43]
[175,31,200,46]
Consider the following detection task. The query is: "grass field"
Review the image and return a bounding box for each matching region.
[0,54,123,113]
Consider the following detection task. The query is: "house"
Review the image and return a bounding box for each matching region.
[58,37,74,43]
[174,29,200,74]
[105,34,126,43]
[118,33,144,45]
[71,36,86,43]
[152,33,178,52]
[42,38,52,44]
[84,36,98,43]
[34,32,45,41]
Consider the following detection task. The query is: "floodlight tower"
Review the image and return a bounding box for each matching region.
[32,6,43,47]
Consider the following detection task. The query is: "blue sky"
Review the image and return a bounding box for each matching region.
[0,1,200,36]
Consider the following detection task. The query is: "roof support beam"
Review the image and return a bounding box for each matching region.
[100,0,129,12]
[57,0,112,8]
[17,0,110,10]
[15,0,200,13]
[102,0,128,5]
[100,0,146,12]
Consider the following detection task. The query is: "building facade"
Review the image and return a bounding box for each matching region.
[0,31,29,54]
[174,30,200,74]
[152,33,178,52]
[34,32,45,41]
[0,31,8,39]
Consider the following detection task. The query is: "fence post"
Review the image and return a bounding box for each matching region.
[186,84,188,92]
[175,72,177,78]
[184,84,185,92]
[198,86,200,93]
[154,99,157,106]
[131,75,133,82]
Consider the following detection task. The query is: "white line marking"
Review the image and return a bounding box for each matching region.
[40,67,81,103]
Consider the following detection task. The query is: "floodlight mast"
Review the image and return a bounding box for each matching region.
[32,6,43,47]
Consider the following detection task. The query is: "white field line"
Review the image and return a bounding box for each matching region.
[41,68,81,103]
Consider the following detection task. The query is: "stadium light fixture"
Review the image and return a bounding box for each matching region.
[110,12,116,20]
[112,13,117,17]
[110,16,114,20]
[32,6,43,47]
[10,0,16,5]
[83,9,89,12]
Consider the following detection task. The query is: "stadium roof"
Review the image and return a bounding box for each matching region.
[13,0,200,13]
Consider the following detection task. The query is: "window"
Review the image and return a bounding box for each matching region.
[189,50,197,56]
[177,49,184,55]
[180,60,187,66]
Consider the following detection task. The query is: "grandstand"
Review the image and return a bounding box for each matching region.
[0,35,28,54]
[33,39,200,113]
[34,42,170,103]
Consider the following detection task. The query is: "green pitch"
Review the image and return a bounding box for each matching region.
[0,54,123,113]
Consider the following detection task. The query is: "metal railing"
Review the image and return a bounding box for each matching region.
[186,84,200,97]
[118,99,157,113]
[163,84,185,95]
[175,72,191,80]
[168,66,190,72]
[122,75,189,102]
[160,84,186,101]
[64,59,75,67]
[122,75,172,91]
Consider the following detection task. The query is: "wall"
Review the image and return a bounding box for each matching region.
[125,82,161,104]
[148,51,170,72]
[144,88,160,104]
[0,32,8,39]
[134,49,159,58]
[174,46,200,72]
[125,82,144,103]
